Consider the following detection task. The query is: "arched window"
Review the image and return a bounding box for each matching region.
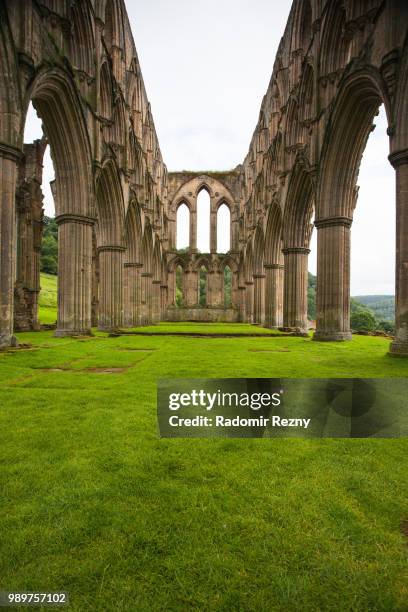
[197,188,210,252]
[217,203,230,253]
[176,203,190,250]
[199,266,208,306]
[175,265,184,307]
[224,266,232,307]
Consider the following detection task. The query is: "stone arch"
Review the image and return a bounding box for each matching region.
[291,0,312,55]
[124,200,142,264]
[27,68,93,218]
[319,1,350,77]
[100,62,113,120]
[314,70,390,342]
[95,158,126,330]
[95,158,125,247]
[70,2,94,76]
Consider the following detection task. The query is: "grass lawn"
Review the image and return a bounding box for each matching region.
[38,273,57,325]
[0,323,407,611]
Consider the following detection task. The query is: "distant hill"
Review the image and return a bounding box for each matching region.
[353,295,395,322]
[307,273,395,324]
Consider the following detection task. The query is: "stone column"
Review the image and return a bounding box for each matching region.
[253,273,265,325]
[264,263,284,328]
[168,270,176,306]
[238,285,246,322]
[313,217,352,341]
[123,262,142,327]
[55,214,94,336]
[140,272,153,325]
[245,280,254,323]
[97,245,125,331]
[210,208,217,253]
[390,149,408,355]
[185,269,198,306]
[282,247,309,334]
[152,279,161,323]
[0,143,21,348]
[190,208,197,252]
[160,283,168,319]
[91,233,99,327]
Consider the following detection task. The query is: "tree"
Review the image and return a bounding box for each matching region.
[350,308,377,332]
[41,216,58,274]
[307,272,317,320]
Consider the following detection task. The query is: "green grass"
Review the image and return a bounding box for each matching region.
[38,273,57,324]
[122,322,282,335]
[0,325,407,610]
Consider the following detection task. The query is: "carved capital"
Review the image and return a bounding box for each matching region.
[314,216,352,229]
[282,247,310,255]
[389,148,408,168]
[0,142,23,162]
[97,245,126,253]
[55,213,96,226]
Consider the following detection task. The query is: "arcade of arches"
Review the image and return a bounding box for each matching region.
[1,1,408,354]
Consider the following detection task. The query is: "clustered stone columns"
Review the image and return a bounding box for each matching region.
[152,279,161,323]
[282,246,309,334]
[390,149,408,355]
[253,273,266,325]
[189,208,197,252]
[238,284,246,322]
[185,267,198,306]
[245,280,254,323]
[314,216,352,341]
[55,214,94,336]
[97,244,125,331]
[140,272,153,324]
[14,142,45,331]
[0,143,21,348]
[123,262,142,327]
[264,263,284,328]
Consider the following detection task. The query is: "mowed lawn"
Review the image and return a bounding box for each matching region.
[1,297,408,609]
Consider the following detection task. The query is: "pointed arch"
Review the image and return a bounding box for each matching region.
[95,158,125,247]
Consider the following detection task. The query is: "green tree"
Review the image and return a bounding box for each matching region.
[41,216,58,274]
[350,308,377,332]
[307,272,317,320]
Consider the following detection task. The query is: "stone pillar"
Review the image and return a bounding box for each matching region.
[190,209,197,252]
[97,245,125,331]
[313,217,352,341]
[282,247,309,334]
[264,263,284,328]
[210,209,217,253]
[390,150,408,355]
[185,269,198,306]
[0,143,21,348]
[55,214,94,336]
[168,270,176,306]
[245,280,254,323]
[123,262,142,327]
[91,232,99,327]
[253,273,265,325]
[152,280,161,323]
[140,272,153,325]
[160,284,168,319]
[238,285,246,322]
[14,140,45,331]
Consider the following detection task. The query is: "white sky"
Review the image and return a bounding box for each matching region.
[23,0,395,296]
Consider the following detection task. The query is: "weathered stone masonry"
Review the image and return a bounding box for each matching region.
[0,0,407,355]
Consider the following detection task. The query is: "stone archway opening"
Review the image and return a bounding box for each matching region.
[14,102,57,331]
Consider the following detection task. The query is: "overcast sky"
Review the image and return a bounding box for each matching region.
[24,0,395,295]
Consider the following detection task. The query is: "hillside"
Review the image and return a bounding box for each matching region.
[353,295,395,322]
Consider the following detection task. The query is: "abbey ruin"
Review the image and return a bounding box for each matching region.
[0,0,407,353]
